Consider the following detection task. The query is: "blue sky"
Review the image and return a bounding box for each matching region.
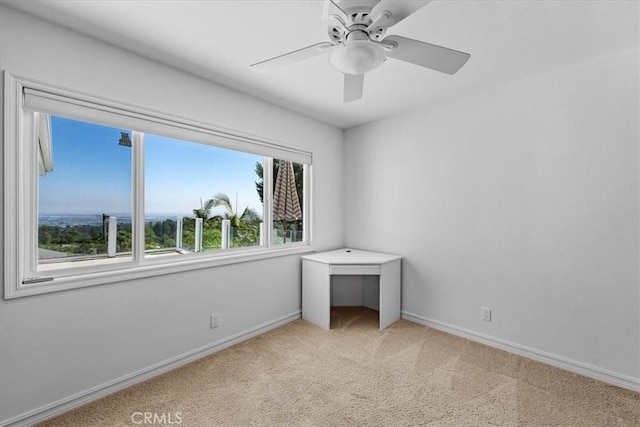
[39,116,264,218]
[145,133,263,217]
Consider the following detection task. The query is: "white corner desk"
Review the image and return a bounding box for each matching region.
[301,248,402,330]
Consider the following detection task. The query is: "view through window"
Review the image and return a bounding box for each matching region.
[144,133,263,255]
[34,114,306,272]
[38,116,133,265]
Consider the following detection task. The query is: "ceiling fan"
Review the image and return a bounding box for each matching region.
[250,0,471,103]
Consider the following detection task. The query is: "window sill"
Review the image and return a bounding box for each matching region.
[8,245,314,299]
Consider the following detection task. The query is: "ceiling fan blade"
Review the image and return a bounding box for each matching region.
[332,0,381,13]
[371,0,432,28]
[384,35,470,75]
[328,0,349,18]
[344,73,364,103]
[250,42,337,71]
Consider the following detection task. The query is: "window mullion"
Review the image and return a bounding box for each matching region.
[24,110,39,278]
[132,131,145,263]
[302,163,311,245]
[263,157,273,248]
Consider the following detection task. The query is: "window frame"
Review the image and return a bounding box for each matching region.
[4,73,314,299]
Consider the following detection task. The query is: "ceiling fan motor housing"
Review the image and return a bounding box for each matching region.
[328,9,385,43]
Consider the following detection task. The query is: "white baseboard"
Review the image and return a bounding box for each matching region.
[401,311,639,393]
[2,311,302,427]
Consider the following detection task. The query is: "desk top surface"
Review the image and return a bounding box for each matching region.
[302,248,401,265]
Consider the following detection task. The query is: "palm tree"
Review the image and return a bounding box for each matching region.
[210,193,258,226]
[208,193,260,247]
[192,198,215,220]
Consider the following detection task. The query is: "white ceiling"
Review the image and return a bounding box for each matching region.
[3,0,638,129]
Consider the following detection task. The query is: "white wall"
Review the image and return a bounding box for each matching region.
[0,5,344,425]
[345,47,639,388]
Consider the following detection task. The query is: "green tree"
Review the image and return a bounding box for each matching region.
[117,224,132,252]
[145,224,159,249]
[39,229,52,245]
[151,219,176,247]
[202,226,222,250]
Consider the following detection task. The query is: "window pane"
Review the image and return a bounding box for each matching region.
[144,134,264,256]
[272,160,304,245]
[37,115,133,266]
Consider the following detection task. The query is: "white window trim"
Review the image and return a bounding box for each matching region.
[3,72,314,299]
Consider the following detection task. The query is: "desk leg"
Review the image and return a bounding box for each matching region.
[379,259,401,330]
[302,260,331,330]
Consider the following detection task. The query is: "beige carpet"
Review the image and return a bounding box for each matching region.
[38,307,639,426]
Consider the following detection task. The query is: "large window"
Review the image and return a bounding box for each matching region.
[4,75,312,298]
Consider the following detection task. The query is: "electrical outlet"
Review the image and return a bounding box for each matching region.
[210,313,220,329]
[481,307,492,322]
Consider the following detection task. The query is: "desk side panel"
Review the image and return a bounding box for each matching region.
[379,259,402,330]
[302,260,331,329]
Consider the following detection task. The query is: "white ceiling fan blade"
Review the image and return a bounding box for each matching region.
[384,35,470,75]
[332,0,381,16]
[327,0,349,18]
[371,0,432,28]
[344,73,364,103]
[251,42,337,71]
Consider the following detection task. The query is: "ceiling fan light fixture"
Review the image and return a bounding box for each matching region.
[329,32,385,75]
